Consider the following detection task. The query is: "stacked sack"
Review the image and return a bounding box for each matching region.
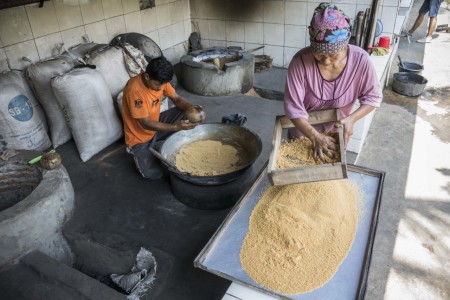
[51,67,123,162]
[2,40,151,162]
[0,70,50,152]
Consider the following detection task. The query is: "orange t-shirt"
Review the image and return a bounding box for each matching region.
[122,74,176,147]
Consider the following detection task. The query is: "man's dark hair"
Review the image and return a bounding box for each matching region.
[145,56,174,83]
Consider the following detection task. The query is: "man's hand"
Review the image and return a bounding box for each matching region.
[311,131,338,161]
[175,119,197,131]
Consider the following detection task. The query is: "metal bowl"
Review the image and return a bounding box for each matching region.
[160,123,262,185]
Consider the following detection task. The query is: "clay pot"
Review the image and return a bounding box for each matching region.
[40,152,62,170]
[186,105,206,123]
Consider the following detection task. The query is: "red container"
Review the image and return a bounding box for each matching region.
[377,36,391,49]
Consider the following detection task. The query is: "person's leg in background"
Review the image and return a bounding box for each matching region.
[417,0,444,42]
[405,0,430,36]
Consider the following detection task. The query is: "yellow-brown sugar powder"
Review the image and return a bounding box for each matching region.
[175,140,249,176]
[240,179,362,295]
[276,135,341,169]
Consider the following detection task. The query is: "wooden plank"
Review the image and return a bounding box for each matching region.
[267,116,282,172]
[278,108,339,129]
[337,126,348,178]
[269,163,345,186]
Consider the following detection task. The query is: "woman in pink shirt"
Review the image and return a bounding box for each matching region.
[284,3,382,161]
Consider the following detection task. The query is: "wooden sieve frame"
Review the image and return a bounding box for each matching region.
[267,109,347,185]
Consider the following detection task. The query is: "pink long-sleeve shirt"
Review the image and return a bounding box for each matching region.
[284,45,382,134]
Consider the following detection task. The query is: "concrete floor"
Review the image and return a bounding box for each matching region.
[358,2,450,300]
[1,2,449,299]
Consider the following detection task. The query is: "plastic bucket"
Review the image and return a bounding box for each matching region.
[398,60,424,74]
[392,72,428,97]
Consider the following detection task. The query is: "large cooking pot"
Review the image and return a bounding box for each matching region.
[159,123,262,185]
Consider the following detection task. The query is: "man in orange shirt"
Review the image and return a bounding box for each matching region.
[122,56,197,179]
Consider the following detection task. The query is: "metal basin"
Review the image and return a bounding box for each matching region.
[392,72,428,97]
[160,123,262,185]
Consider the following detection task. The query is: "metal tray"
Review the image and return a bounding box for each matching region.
[194,164,385,300]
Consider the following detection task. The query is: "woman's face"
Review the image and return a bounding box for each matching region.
[313,47,347,66]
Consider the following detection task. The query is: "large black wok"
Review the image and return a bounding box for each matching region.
[158,123,262,185]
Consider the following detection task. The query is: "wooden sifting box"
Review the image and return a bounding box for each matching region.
[267,109,347,185]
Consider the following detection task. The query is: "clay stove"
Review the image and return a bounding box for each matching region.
[176,47,255,96]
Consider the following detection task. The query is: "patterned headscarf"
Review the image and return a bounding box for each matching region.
[309,3,352,53]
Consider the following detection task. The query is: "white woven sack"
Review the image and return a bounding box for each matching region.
[65,42,98,63]
[26,55,74,147]
[86,46,131,99]
[116,91,123,116]
[51,68,123,162]
[0,71,51,152]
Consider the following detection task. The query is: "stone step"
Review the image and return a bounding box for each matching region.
[20,250,126,300]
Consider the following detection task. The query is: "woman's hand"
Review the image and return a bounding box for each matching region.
[311,131,338,161]
[335,116,355,149]
[175,119,197,131]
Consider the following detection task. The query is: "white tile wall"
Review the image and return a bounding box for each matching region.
[102,0,123,19]
[184,20,191,40]
[182,0,190,20]
[204,0,224,20]
[245,22,264,44]
[283,46,299,68]
[141,8,158,33]
[61,26,86,48]
[170,1,184,24]
[285,1,308,26]
[0,0,404,71]
[246,2,264,23]
[336,3,357,21]
[193,19,209,40]
[264,23,284,46]
[35,32,63,58]
[226,21,245,43]
[0,7,33,47]
[264,1,285,24]
[189,0,203,19]
[227,41,245,49]
[122,0,140,14]
[105,15,126,41]
[264,45,284,67]
[156,4,171,28]
[171,22,185,45]
[145,30,160,47]
[5,40,40,70]
[54,0,83,31]
[156,0,170,5]
[124,11,143,33]
[85,20,109,43]
[383,0,399,6]
[158,26,174,49]
[380,5,399,35]
[209,40,227,47]
[245,43,264,55]
[209,20,226,41]
[80,0,105,24]
[284,24,306,48]
[26,3,60,38]
[307,1,323,26]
